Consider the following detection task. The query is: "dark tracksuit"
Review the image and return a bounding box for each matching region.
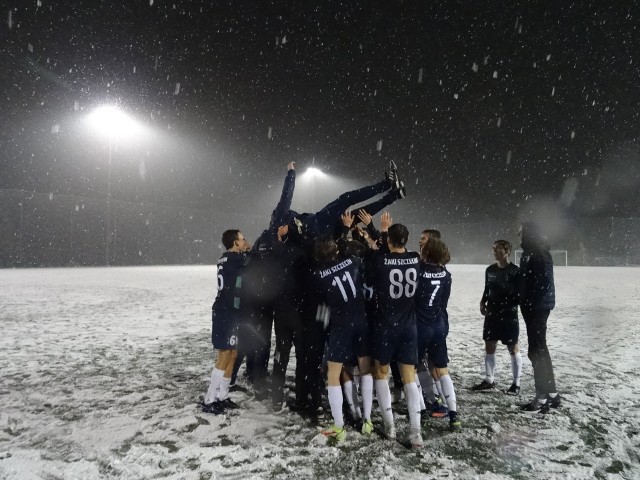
[232,170,296,389]
[270,239,308,407]
[519,222,557,396]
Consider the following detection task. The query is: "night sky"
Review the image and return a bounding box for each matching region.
[1,1,639,224]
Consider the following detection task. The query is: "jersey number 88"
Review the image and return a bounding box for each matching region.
[389,268,417,299]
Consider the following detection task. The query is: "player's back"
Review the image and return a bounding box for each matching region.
[314,255,366,323]
[373,250,420,326]
[214,251,246,312]
[415,261,451,323]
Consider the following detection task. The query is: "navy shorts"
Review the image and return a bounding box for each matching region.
[373,321,418,366]
[417,319,448,369]
[211,307,240,350]
[483,312,519,345]
[326,319,367,364]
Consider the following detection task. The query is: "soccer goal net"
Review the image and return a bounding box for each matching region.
[514,250,568,267]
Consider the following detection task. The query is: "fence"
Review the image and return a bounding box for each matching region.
[1,189,638,267]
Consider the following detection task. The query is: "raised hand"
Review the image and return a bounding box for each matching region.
[287,161,296,171]
[341,210,354,228]
[357,209,373,226]
[277,224,289,241]
[380,211,392,231]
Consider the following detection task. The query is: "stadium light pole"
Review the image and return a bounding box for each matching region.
[86,105,144,266]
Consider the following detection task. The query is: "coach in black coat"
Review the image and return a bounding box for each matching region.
[518,222,560,412]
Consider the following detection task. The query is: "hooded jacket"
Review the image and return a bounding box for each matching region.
[518,222,556,311]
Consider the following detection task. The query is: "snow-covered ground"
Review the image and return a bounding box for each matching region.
[1,265,639,479]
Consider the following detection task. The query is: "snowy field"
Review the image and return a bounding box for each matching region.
[1,265,639,480]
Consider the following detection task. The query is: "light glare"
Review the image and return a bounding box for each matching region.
[87,105,144,140]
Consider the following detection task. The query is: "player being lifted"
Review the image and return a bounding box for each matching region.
[472,240,522,395]
[415,236,461,431]
[202,229,251,414]
[370,213,423,449]
[312,231,372,442]
[262,160,407,248]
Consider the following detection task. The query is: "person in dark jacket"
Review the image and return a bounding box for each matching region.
[518,222,561,413]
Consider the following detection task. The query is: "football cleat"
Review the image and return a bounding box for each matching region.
[505,384,521,396]
[539,394,561,414]
[361,419,373,435]
[201,400,225,415]
[385,170,401,190]
[429,399,449,418]
[471,380,496,391]
[408,427,424,449]
[449,415,462,432]
[219,398,240,409]
[547,393,562,408]
[396,182,407,198]
[322,425,346,442]
[520,396,545,412]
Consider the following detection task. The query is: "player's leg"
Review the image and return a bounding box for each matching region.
[252,304,274,400]
[353,188,405,226]
[390,361,404,404]
[397,322,423,448]
[271,302,296,411]
[506,342,522,395]
[521,309,559,411]
[312,169,401,236]
[399,363,423,448]
[217,349,239,409]
[373,360,396,439]
[473,315,499,390]
[357,356,374,434]
[341,367,362,423]
[429,326,460,431]
[322,361,347,440]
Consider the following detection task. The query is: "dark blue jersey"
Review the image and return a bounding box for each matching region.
[372,250,420,326]
[415,262,451,324]
[313,256,366,325]
[482,263,519,316]
[213,251,246,312]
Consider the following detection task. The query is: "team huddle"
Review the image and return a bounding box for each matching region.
[201,162,561,449]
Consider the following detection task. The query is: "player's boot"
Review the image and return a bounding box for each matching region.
[547,393,561,408]
[408,427,424,449]
[429,397,448,418]
[519,396,544,412]
[322,425,346,442]
[385,170,401,190]
[471,379,496,391]
[449,413,462,432]
[220,398,240,410]
[201,400,225,415]
[383,421,397,440]
[539,393,561,413]
[505,384,520,396]
[361,419,373,435]
[396,181,407,199]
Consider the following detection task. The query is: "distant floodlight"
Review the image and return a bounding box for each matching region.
[303,167,326,179]
[87,105,143,140]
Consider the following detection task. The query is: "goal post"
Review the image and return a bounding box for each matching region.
[514,250,568,266]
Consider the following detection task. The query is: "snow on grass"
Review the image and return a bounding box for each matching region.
[1,265,639,479]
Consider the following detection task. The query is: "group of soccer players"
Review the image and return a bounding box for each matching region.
[201,161,561,449]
